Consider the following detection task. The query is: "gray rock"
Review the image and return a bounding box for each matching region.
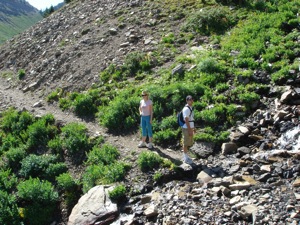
[222,142,238,155]
[68,185,118,225]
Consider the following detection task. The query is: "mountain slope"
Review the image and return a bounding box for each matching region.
[0,0,299,224]
[0,0,42,43]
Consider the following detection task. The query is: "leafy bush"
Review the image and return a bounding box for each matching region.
[46,88,63,102]
[60,122,89,156]
[0,169,17,192]
[26,114,57,151]
[82,162,130,193]
[162,33,175,44]
[18,69,25,80]
[59,97,72,111]
[17,177,59,225]
[47,137,63,155]
[85,144,120,166]
[56,172,81,209]
[82,143,130,192]
[237,92,260,108]
[182,6,237,35]
[108,184,126,203]
[153,128,180,147]
[199,103,239,128]
[123,51,153,76]
[0,108,34,135]
[194,129,230,144]
[99,64,119,83]
[1,146,26,170]
[99,92,140,132]
[197,57,226,74]
[19,154,67,181]
[56,172,79,192]
[73,93,97,117]
[0,133,22,155]
[0,190,20,225]
[153,171,163,182]
[137,151,164,172]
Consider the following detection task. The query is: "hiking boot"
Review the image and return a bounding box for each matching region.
[147,142,153,149]
[138,141,146,148]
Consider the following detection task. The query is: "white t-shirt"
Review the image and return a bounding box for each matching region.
[182,105,194,129]
[140,99,152,116]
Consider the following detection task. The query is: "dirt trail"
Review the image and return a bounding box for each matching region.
[0,77,182,161]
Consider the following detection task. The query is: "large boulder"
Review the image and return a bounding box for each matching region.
[68,185,118,225]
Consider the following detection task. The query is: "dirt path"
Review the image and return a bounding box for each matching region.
[0,77,182,161]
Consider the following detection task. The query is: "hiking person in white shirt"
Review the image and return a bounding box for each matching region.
[181,95,195,164]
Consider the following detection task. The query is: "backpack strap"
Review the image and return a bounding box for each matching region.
[184,105,194,122]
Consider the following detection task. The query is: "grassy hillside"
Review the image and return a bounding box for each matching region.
[0,13,42,43]
[0,0,43,44]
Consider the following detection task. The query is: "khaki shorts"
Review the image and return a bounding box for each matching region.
[182,128,193,147]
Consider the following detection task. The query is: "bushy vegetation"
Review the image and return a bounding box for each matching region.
[137,151,174,172]
[0,109,92,223]
[48,0,296,149]
[0,0,299,223]
[82,144,130,193]
[0,190,20,225]
[108,184,127,203]
[17,177,59,225]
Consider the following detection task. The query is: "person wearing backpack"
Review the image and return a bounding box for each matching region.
[181,95,195,164]
[138,90,154,149]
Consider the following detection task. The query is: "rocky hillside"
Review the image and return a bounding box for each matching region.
[0,0,300,224]
[0,0,42,43]
[0,0,199,97]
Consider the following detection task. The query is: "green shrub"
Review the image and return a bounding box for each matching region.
[199,103,236,128]
[153,128,180,147]
[100,64,119,83]
[137,151,164,172]
[99,94,140,132]
[237,92,260,107]
[17,177,59,225]
[85,144,120,166]
[0,169,18,192]
[0,190,21,225]
[198,72,226,87]
[19,154,67,180]
[73,93,97,117]
[60,122,89,156]
[59,97,72,111]
[182,6,236,35]
[108,184,126,203]
[26,114,57,151]
[82,162,130,193]
[18,69,25,80]
[0,133,22,154]
[46,88,63,102]
[101,162,130,184]
[1,146,26,170]
[47,137,63,155]
[123,51,153,77]
[1,108,33,135]
[82,165,102,193]
[197,58,226,74]
[153,171,163,182]
[56,172,81,209]
[45,162,68,181]
[56,172,79,192]
[162,33,175,44]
